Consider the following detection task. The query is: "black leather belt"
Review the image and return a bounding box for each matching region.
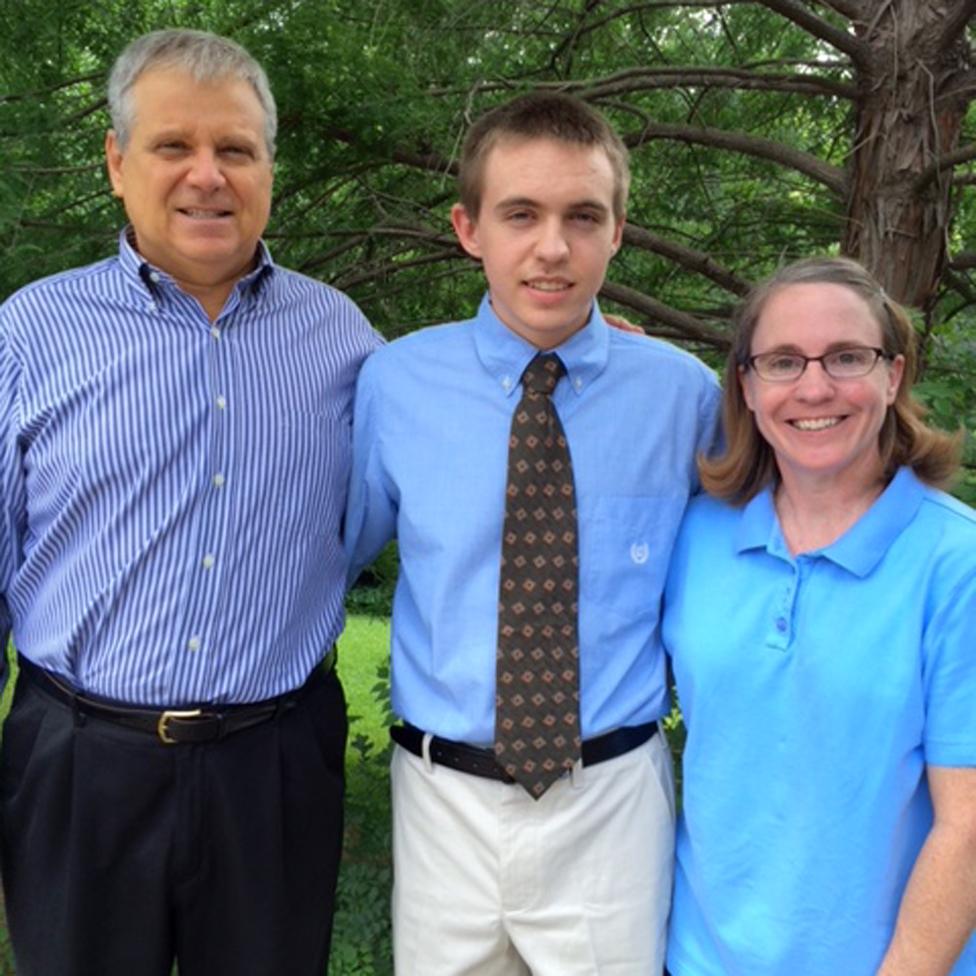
[391,720,657,783]
[17,650,335,745]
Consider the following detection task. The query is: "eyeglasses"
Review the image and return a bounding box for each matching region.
[745,346,892,382]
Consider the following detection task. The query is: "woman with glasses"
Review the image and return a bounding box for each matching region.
[662,257,976,976]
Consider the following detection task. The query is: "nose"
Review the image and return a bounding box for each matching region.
[794,359,835,399]
[535,218,570,263]
[186,149,227,192]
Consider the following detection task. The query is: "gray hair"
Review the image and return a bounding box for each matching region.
[108,29,277,157]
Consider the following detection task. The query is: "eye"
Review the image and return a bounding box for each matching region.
[830,347,870,368]
[570,210,607,229]
[505,209,534,224]
[155,140,188,156]
[764,353,803,376]
[220,144,256,160]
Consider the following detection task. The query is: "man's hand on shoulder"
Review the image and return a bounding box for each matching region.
[604,313,645,336]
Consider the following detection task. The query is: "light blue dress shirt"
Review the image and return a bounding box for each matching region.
[345,295,721,745]
[0,231,382,705]
[663,466,976,976]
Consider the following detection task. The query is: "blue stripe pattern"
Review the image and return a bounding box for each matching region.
[0,232,382,705]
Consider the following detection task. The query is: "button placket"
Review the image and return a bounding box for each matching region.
[182,318,234,660]
[767,561,799,651]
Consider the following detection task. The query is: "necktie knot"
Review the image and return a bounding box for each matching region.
[520,353,565,396]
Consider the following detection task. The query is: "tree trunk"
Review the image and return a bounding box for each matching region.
[843,0,973,310]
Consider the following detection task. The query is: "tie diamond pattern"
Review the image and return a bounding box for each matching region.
[495,352,581,799]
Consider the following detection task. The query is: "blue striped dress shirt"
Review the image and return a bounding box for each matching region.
[0,231,382,705]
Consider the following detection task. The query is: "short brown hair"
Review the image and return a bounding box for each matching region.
[457,92,630,221]
[701,256,962,504]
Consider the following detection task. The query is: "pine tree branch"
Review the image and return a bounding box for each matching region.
[817,0,861,19]
[577,66,855,100]
[0,71,103,104]
[939,0,976,54]
[599,280,729,348]
[625,121,847,195]
[754,0,865,62]
[949,250,976,270]
[915,142,976,189]
[621,224,752,296]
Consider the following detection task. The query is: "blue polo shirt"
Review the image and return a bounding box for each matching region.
[662,466,976,975]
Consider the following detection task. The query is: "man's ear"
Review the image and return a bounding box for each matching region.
[451,203,482,260]
[610,213,624,255]
[105,131,125,198]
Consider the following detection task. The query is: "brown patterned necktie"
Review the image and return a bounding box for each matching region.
[494,352,581,799]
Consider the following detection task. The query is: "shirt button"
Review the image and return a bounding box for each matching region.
[149,271,160,283]
[187,636,201,652]
[215,395,227,410]
[502,376,512,390]
[202,553,215,570]
[211,327,220,340]
[573,377,583,391]
[213,473,225,488]
[775,617,787,632]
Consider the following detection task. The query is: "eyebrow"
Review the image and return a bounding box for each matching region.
[755,340,876,355]
[493,196,610,215]
[146,126,260,145]
[145,127,189,141]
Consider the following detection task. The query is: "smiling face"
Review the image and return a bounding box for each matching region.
[451,136,623,349]
[740,282,905,494]
[105,67,273,311]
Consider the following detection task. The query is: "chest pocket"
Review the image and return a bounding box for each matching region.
[581,495,687,621]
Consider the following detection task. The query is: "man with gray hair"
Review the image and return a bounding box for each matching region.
[0,28,380,975]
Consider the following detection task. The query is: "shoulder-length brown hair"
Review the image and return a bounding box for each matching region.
[701,256,962,505]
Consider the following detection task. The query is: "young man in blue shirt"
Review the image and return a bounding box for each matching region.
[345,93,720,974]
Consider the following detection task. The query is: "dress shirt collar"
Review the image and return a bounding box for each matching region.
[735,465,925,576]
[471,293,610,399]
[117,227,275,305]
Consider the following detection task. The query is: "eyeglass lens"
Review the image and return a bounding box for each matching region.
[752,347,881,380]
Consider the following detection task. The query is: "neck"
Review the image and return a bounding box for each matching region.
[775,468,886,555]
[179,278,235,322]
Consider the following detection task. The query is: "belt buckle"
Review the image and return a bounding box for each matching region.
[157,708,203,744]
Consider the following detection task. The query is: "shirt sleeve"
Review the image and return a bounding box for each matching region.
[0,312,27,690]
[922,567,976,767]
[342,354,399,587]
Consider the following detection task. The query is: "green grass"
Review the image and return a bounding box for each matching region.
[331,614,395,976]
[337,614,392,750]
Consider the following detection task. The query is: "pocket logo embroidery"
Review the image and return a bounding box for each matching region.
[630,542,649,565]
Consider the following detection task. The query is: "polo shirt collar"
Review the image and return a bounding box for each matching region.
[472,293,610,399]
[735,466,925,577]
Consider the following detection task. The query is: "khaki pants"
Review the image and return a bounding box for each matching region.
[392,729,675,975]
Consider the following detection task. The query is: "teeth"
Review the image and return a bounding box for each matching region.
[181,209,228,218]
[527,280,570,292]
[793,417,841,431]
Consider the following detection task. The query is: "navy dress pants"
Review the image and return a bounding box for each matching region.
[0,664,347,976]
